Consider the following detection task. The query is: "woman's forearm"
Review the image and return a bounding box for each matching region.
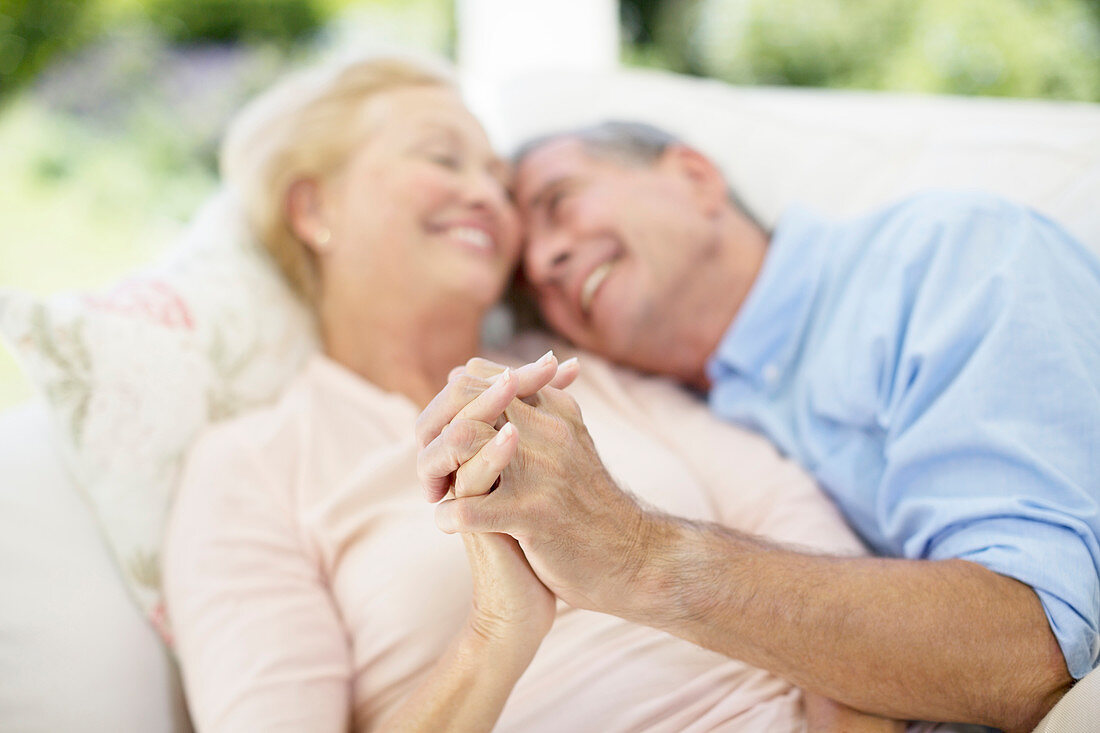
[375,523,553,732]
[371,620,539,732]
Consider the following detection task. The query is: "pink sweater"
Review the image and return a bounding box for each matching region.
[164,337,866,732]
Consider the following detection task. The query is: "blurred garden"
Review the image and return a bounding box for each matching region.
[1,0,1099,408]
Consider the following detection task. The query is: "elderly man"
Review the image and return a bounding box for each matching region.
[416,122,1100,731]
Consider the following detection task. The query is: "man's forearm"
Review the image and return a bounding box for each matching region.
[628,514,1072,732]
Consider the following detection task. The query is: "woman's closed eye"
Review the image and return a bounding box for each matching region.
[427,150,462,169]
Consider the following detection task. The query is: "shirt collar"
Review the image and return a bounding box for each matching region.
[707,204,832,391]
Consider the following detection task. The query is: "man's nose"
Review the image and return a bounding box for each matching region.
[524,230,574,286]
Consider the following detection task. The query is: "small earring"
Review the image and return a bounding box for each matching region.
[316,228,331,247]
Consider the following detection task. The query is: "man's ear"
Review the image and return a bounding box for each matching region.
[658,145,729,216]
[286,178,331,254]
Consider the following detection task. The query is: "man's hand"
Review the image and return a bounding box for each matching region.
[429,383,661,618]
[415,351,578,503]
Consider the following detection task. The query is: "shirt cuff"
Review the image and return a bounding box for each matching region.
[925,516,1099,679]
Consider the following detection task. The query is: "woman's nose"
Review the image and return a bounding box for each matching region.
[462,167,510,211]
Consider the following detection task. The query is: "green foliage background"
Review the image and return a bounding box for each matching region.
[0,0,93,99]
[0,0,452,408]
[625,0,1100,102]
[144,0,324,46]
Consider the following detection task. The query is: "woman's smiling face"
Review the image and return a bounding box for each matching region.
[312,85,521,311]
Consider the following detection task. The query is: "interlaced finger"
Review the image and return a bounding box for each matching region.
[418,418,498,503]
[468,351,562,399]
[454,422,518,499]
[416,371,509,449]
[454,368,519,427]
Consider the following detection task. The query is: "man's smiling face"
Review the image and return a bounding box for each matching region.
[514,136,722,372]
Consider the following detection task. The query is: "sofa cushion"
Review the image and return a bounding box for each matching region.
[476,67,1100,255]
[1032,665,1100,733]
[0,402,191,732]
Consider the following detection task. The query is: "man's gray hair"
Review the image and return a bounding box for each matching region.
[515,121,679,168]
[514,120,762,229]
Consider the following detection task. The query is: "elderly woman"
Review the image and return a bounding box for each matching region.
[164,56,901,732]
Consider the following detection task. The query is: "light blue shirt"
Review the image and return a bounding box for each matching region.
[707,191,1100,679]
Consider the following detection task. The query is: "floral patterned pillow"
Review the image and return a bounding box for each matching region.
[0,189,318,639]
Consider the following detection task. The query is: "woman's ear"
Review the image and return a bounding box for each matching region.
[286,178,332,254]
[658,145,729,217]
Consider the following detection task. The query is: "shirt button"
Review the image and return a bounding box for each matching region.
[762,363,781,385]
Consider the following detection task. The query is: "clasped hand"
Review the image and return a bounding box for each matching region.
[416,352,655,625]
[418,355,909,733]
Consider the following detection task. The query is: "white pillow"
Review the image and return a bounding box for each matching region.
[480,67,1100,254]
[0,189,318,624]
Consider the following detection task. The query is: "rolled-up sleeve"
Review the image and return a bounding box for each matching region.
[926,516,1098,677]
[881,413,1100,678]
[871,203,1100,679]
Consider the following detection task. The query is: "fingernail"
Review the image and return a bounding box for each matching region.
[490,368,514,389]
[495,422,515,444]
[560,356,579,369]
[537,349,555,365]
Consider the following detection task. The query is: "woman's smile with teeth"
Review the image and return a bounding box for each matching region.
[581,260,615,316]
[448,226,493,251]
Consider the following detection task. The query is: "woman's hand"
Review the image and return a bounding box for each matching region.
[457,422,556,656]
[377,390,561,732]
[462,533,555,649]
[415,351,580,503]
[415,353,579,648]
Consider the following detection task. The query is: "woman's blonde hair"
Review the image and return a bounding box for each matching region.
[220,56,454,304]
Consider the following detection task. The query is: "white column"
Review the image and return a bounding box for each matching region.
[457,0,619,78]
[457,0,619,146]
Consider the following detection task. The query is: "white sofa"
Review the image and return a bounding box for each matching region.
[2,67,1098,732]
[0,402,191,732]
